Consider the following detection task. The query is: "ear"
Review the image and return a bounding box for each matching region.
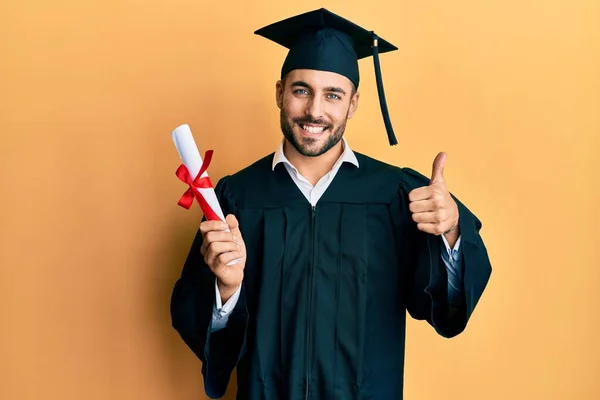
[275,80,284,110]
[347,91,360,119]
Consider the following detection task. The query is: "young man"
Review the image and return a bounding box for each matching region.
[171,8,492,399]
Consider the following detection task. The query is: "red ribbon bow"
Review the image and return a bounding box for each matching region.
[175,150,221,221]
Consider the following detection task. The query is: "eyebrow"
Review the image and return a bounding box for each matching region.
[325,86,347,95]
[290,81,347,96]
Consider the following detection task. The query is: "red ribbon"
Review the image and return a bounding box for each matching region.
[175,150,221,221]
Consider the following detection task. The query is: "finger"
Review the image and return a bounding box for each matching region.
[412,209,449,224]
[409,199,435,213]
[206,231,245,249]
[226,214,243,236]
[200,220,229,235]
[211,251,244,277]
[205,241,241,266]
[408,186,434,202]
[416,222,446,236]
[226,214,238,230]
[412,211,437,224]
[430,152,447,184]
[209,240,241,257]
[205,231,236,245]
[200,231,235,255]
[226,215,246,251]
[217,250,244,267]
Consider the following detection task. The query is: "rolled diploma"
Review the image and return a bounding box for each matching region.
[171,124,241,265]
[171,124,226,222]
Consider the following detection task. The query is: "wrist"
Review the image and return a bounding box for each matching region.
[217,280,240,303]
[444,223,458,235]
[443,218,460,246]
[444,213,459,234]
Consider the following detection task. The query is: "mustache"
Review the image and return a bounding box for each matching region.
[293,117,332,127]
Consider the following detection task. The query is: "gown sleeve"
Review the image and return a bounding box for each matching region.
[170,175,249,399]
[392,167,492,338]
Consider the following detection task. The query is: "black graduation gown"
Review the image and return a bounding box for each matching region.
[170,152,492,400]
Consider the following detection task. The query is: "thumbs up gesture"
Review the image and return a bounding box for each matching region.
[408,152,459,237]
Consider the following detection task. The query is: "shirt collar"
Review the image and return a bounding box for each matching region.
[272,137,360,171]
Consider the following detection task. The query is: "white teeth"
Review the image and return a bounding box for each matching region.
[302,125,326,134]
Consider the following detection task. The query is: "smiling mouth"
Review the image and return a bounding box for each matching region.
[299,124,328,134]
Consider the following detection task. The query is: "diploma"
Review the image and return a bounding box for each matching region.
[171,124,226,222]
[171,124,242,265]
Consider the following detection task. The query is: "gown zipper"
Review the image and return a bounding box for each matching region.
[305,205,317,399]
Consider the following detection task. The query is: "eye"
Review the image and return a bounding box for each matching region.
[327,93,341,100]
[293,89,309,95]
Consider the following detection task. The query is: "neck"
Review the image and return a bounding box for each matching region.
[283,139,344,185]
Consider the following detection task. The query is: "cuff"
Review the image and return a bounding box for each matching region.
[215,279,242,315]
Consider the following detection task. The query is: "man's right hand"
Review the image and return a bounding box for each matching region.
[199,214,246,303]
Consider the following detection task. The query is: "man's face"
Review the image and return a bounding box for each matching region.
[276,69,359,157]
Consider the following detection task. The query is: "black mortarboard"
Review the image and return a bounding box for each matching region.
[254,8,399,146]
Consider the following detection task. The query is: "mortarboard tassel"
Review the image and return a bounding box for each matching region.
[371,32,398,146]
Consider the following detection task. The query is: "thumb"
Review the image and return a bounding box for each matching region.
[225,214,240,232]
[430,152,447,184]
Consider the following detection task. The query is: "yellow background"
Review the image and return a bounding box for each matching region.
[1,0,598,399]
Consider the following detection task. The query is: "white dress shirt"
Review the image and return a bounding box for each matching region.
[211,138,463,331]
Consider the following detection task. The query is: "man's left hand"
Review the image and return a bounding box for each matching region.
[408,152,459,237]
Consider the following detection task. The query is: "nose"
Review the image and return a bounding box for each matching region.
[305,96,324,120]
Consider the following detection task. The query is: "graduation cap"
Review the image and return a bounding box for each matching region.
[254,8,399,146]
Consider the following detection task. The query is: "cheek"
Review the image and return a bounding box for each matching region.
[282,96,305,116]
[327,103,350,123]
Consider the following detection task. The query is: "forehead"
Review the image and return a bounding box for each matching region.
[285,69,353,90]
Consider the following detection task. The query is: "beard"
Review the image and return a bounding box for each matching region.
[280,109,347,157]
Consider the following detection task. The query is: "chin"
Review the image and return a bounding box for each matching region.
[290,129,323,149]
[293,134,341,158]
